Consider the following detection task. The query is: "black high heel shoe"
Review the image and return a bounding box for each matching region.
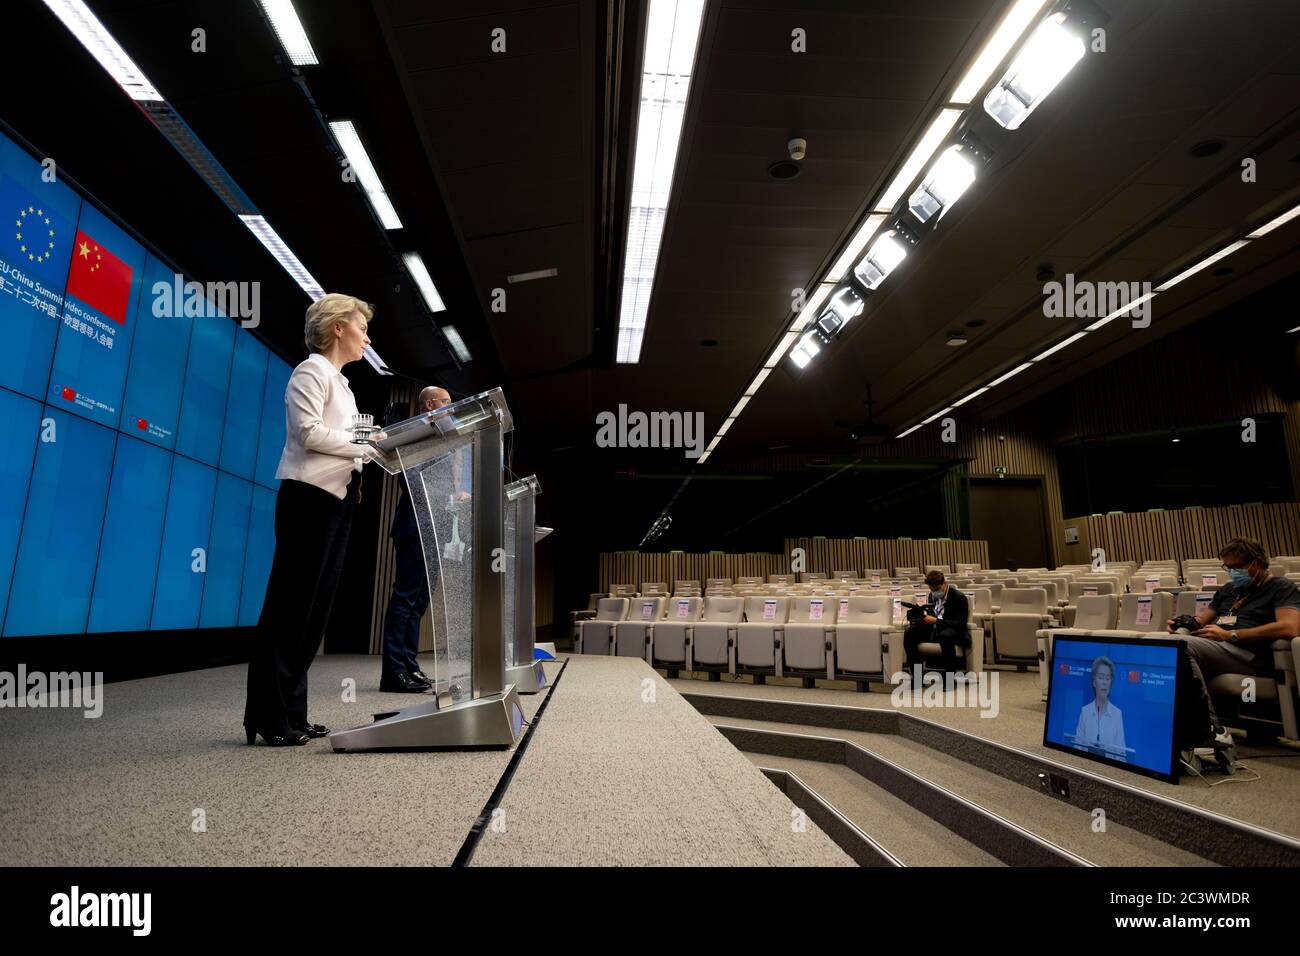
[244,726,310,746]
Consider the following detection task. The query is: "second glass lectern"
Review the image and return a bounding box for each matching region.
[329,388,525,750]
[504,476,546,693]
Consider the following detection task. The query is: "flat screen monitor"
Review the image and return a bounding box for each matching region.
[1043,634,1185,784]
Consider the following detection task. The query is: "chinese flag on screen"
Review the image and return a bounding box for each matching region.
[66,229,132,324]
[1128,670,1141,683]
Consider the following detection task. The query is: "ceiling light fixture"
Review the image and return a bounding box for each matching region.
[401,252,447,313]
[764,331,799,369]
[875,110,965,211]
[1084,290,1158,331]
[442,325,472,363]
[507,267,559,283]
[328,120,403,229]
[615,0,707,364]
[1031,331,1087,362]
[828,214,888,282]
[1247,203,1300,239]
[257,0,319,66]
[1155,241,1251,292]
[239,215,325,298]
[910,146,978,225]
[949,0,1054,104]
[789,283,835,331]
[42,0,165,101]
[854,231,910,291]
[984,11,1087,130]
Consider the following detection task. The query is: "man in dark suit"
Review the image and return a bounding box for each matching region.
[902,570,970,679]
[378,386,450,692]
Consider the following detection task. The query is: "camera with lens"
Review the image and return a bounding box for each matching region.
[901,601,934,625]
[1170,614,1201,635]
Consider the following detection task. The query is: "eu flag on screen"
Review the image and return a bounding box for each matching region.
[0,135,81,399]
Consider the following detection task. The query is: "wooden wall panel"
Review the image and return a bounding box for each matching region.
[1056,504,1300,567]
[598,539,990,590]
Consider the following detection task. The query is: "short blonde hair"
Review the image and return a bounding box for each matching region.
[304,293,374,353]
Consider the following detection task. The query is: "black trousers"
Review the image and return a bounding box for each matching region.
[244,474,358,736]
[380,529,436,678]
[903,620,967,674]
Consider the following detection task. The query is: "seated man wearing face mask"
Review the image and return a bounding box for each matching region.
[902,570,971,680]
[1167,537,1300,748]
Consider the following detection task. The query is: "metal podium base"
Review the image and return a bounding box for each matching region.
[329,686,525,751]
[506,660,547,694]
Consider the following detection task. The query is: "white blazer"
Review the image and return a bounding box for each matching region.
[275,353,372,500]
[1074,698,1126,762]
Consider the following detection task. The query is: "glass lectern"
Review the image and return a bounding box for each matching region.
[329,388,525,750]
[504,476,546,693]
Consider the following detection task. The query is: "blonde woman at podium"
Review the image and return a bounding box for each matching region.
[243,293,383,747]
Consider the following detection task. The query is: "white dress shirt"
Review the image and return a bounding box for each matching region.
[1074,698,1126,762]
[275,353,371,500]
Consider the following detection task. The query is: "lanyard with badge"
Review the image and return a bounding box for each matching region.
[1218,578,1261,629]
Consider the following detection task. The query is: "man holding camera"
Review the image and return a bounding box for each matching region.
[902,570,970,680]
[1167,537,1300,746]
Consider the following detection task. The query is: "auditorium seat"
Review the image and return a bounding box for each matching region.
[990,588,1054,666]
[925,564,951,574]
[575,597,629,655]
[1206,643,1299,743]
[1174,591,1216,617]
[1186,568,1227,589]
[675,578,700,591]
[801,571,827,582]
[1130,572,1181,593]
[705,577,732,589]
[768,573,794,585]
[781,596,837,680]
[615,596,665,661]
[833,568,860,580]
[1091,591,1174,637]
[737,576,764,587]
[832,595,895,683]
[1035,594,1120,700]
[894,566,920,577]
[955,562,980,576]
[735,596,791,677]
[641,582,667,596]
[650,596,703,670]
[690,596,746,673]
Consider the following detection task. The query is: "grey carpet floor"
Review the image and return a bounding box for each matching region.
[0,654,851,867]
[470,655,852,866]
[670,671,1300,839]
[0,655,552,866]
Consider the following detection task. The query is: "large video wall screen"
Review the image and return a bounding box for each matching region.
[0,128,290,636]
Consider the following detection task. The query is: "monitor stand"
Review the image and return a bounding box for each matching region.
[329,686,524,751]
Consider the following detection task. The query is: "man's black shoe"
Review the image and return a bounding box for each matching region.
[380,672,432,693]
[412,668,433,685]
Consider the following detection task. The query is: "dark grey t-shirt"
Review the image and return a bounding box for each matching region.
[1210,575,1300,666]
